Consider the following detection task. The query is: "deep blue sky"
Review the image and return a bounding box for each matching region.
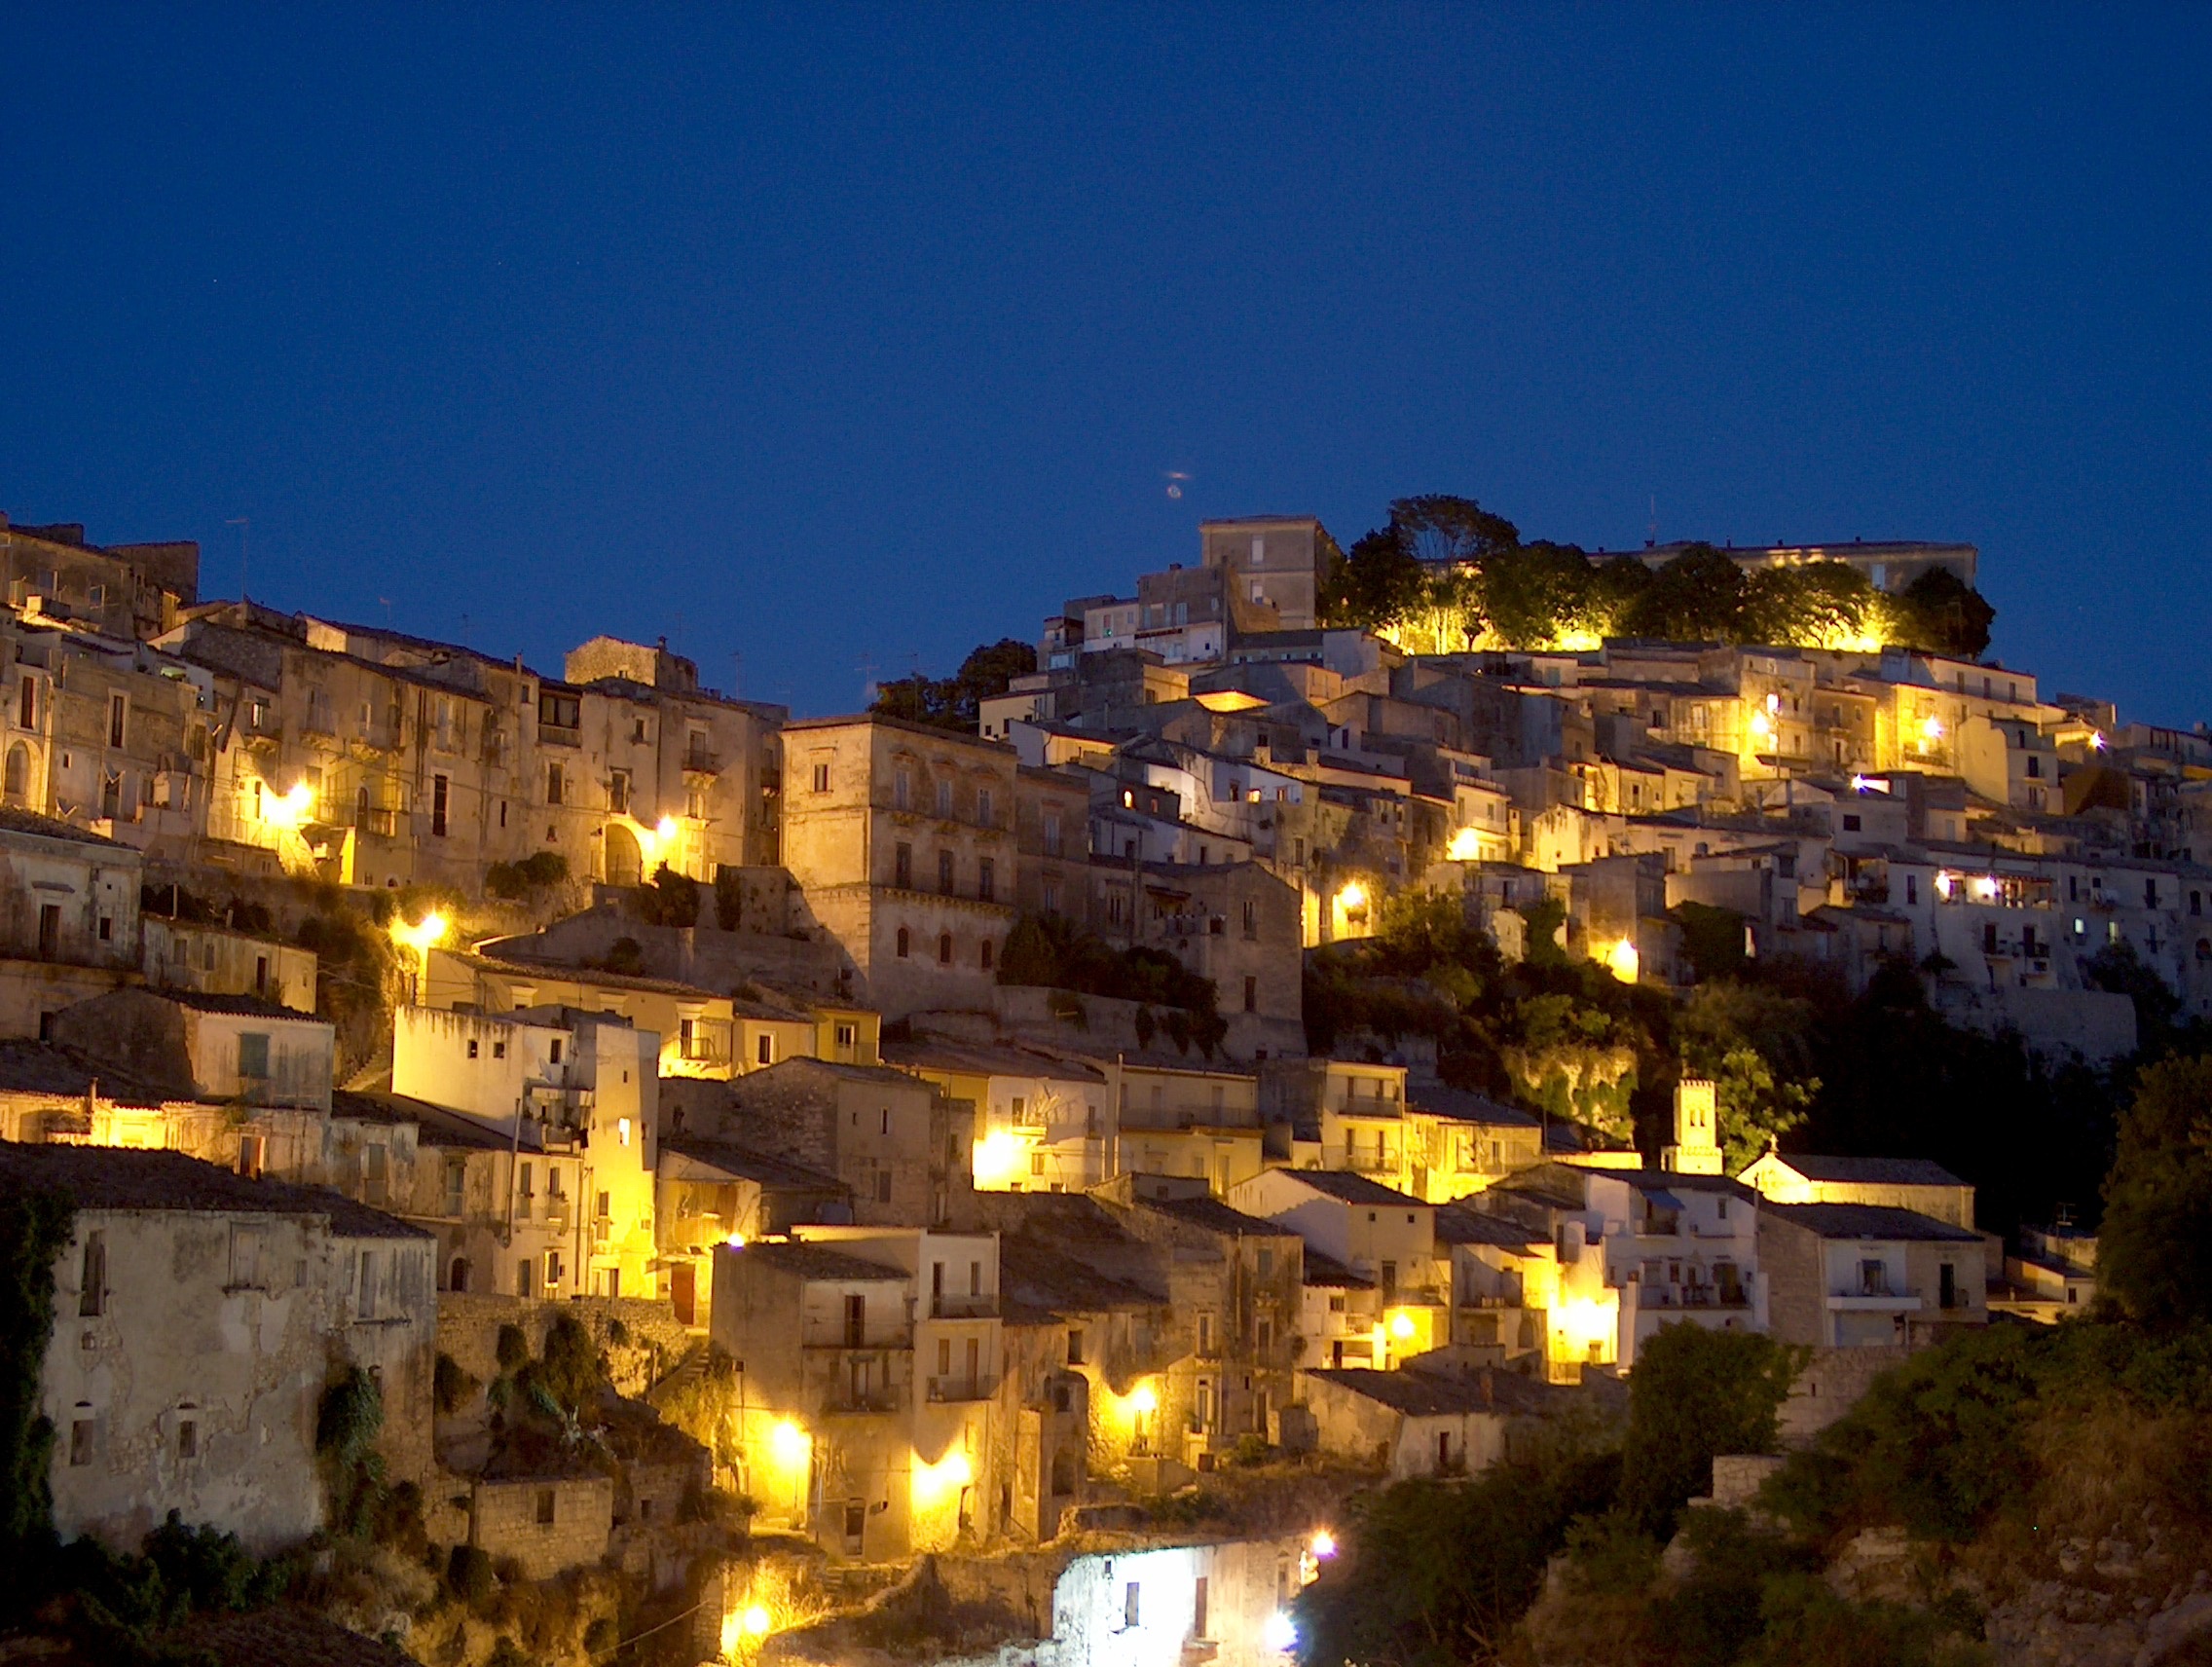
[4,7,2207,722]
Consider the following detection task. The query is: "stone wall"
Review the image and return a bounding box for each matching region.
[1780,1345,1909,1444]
[470,1473,614,1579]
[436,1291,692,1398]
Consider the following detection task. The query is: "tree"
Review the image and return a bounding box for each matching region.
[1388,494,1520,570]
[1617,545,1750,642]
[1479,542,1602,648]
[1319,527,1428,630]
[1744,560,1882,648]
[1886,568,1995,657]
[1676,981,1820,1168]
[869,639,1038,731]
[2099,1055,2212,1326]
[1618,1322,1799,1536]
[1290,1456,1620,1667]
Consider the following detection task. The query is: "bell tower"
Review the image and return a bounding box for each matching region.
[1663,1079,1722,1175]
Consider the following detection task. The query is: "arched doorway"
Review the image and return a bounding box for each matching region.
[4,743,27,805]
[449,1256,470,1293]
[604,822,643,886]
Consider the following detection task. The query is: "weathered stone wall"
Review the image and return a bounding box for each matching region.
[1779,1345,1909,1444]
[436,1292,691,1398]
[470,1473,614,1579]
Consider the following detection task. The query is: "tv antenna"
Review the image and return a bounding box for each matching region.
[225,517,249,602]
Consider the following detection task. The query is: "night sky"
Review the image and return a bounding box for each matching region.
[4,8,2207,723]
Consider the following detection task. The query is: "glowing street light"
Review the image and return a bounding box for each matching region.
[743,1606,772,1637]
[1604,938,1641,984]
[1309,1530,1337,1559]
[1263,1611,1297,1651]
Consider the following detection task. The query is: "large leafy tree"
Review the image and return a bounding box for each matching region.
[870,638,1038,731]
[2100,1055,2212,1327]
[1617,545,1751,642]
[1618,1322,1799,1536]
[1388,493,1520,569]
[1886,568,1996,657]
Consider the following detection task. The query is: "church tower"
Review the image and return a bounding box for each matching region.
[1662,1079,1723,1175]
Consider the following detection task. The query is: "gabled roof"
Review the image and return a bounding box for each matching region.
[0,805,125,848]
[146,988,325,1021]
[1433,1204,1547,1250]
[881,1039,1107,1084]
[1135,1194,1298,1240]
[1758,1155,1967,1189]
[1759,1202,1982,1242]
[1621,1169,1758,1203]
[1302,1366,1567,1418]
[1406,1086,1541,1129]
[0,1039,174,1103]
[658,1134,843,1191]
[0,1144,427,1239]
[728,1240,907,1281]
[1272,1169,1428,1209]
[999,1237,1163,1316]
[1301,1247,1375,1290]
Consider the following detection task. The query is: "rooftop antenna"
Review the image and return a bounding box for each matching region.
[1644,495,1658,550]
[856,656,878,703]
[225,517,249,603]
[730,650,742,700]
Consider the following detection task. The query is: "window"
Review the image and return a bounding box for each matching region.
[544,1249,564,1287]
[493,1040,506,1059]
[70,1417,92,1466]
[1043,810,1062,856]
[1242,900,1257,938]
[937,778,953,817]
[1841,813,1861,832]
[896,927,911,958]
[895,842,913,888]
[96,915,111,943]
[238,1032,271,1080]
[938,932,953,966]
[1859,1259,1886,1297]
[536,1488,556,1526]
[812,761,831,794]
[37,903,59,960]
[467,1039,480,1059]
[107,692,127,749]
[979,940,994,972]
[237,1132,265,1178]
[79,1231,104,1316]
[177,1416,197,1460]
[1067,1328,1085,1365]
[1042,879,1060,913]
[977,787,994,826]
[1197,1314,1214,1354]
[895,767,911,810]
[1243,976,1257,1014]
[835,1022,857,1049]
[756,1033,773,1065]
[977,858,995,902]
[1124,1583,1141,1629]
[939,849,955,894]
[546,762,566,805]
[880,1108,891,1134]
[17,675,34,729]
[550,1039,563,1064]
[608,768,630,815]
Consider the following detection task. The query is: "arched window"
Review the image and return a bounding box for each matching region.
[449,1256,470,1293]
[896,927,910,959]
[3,743,26,803]
[938,933,953,966]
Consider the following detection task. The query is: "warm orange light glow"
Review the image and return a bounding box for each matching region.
[743,1605,772,1636]
[1604,938,1641,983]
[260,779,315,830]
[1310,1530,1337,1558]
[1388,1311,1416,1341]
[972,1129,1031,1190]
[1128,1383,1158,1416]
[389,912,448,955]
[1338,881,1368,912]
[1446,828,1483,862]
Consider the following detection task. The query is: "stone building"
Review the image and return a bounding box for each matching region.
[0,1143,433,1554]
[0,807,145,1038]
[1085,859,1304,1059]
[1097,1175,1305,1462]
[688,1056,975,1230]
[1736,1153,1976,1230]
[53,987,336,1113]
[0,514,201,643]
[391,1004,661,1298]
[882,1038,1112,1194]
[708,1227,1003,1561]
[1757,1201,1989,1349]
[780,715,1022,1017]
[1229,1169,1448,1365]
[1300,1364,1579,1480]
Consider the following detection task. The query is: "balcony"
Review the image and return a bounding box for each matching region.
[929,1293,997,1319]
[926,1374,995,1403]
[683,749,719,776]
[1826,1291,1923,1312]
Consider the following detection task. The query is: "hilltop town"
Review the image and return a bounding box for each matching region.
[0,500,2201,1667]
